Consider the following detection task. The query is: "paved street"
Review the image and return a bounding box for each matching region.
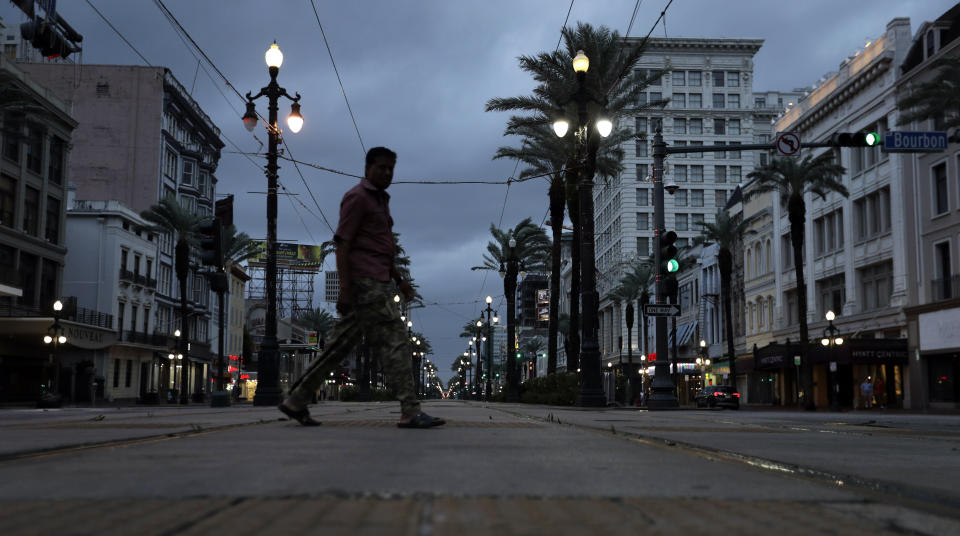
[1,402,959,535]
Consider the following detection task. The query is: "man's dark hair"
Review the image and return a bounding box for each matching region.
[366,146,397,167]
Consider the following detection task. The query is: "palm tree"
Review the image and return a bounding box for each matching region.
[897,57,960,129]
[472,218,550,401]
[296,308,335,343]
[694,211,750,390]
[607,261,652,404]
[747,155,847,409]
[141,196,201,403]
[221,224,261,268]
[486,22,663,377]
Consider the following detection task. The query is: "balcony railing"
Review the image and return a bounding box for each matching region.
[119,268,135,284]
[118,330,171,347]
[0,296,113,329]
[932,274,960,302]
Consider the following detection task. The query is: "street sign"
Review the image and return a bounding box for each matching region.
[883,131,948,153]
[643,304,680,317]
[776,132,801,157]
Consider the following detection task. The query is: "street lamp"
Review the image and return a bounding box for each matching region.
[552,49,612,407]
[245,41,304,407]
[483,295,496,401]
[40,299,67,406]
[822,310,844,411]
[498,238,525,402]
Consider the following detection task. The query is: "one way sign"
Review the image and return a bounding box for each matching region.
[643,304,681,317]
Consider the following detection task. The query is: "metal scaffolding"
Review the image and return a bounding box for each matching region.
[247,262,319,319]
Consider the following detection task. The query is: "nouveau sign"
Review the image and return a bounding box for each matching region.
[63,322,117,350]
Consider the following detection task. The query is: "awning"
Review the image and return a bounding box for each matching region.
[668,321,697,349]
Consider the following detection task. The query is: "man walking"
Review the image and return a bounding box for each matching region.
[278,147,444,428]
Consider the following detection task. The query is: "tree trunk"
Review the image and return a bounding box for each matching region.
[719,248,737,388]
[565,166,581,373]
[789,193,814,410]
[175,239,191,405]
[625,302,634,405]
[505,263,519,401]
[547,173,564,375]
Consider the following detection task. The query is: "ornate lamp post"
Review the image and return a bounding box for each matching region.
[821,310,844,411]
[483,295,497,401]
[498,239,526,401]
[243,42,303,406]
[553,50,613,407]
[40,299,67,406]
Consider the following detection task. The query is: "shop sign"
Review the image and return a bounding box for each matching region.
[919,308,960,351]
[62,323,117,350]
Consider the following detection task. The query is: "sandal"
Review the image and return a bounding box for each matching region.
[278,403,322,426]
[397,412,445,428]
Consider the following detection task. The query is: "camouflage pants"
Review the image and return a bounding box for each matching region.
[287,277,419,416]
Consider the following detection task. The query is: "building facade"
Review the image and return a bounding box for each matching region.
[18,63,225,402]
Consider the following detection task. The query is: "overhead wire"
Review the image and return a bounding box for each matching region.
[85,0,152,66]
[308,0,365,156]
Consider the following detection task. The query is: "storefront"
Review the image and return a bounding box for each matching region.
[911,306,960,409]
[750,342,800,407]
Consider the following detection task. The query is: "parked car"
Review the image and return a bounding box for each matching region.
[695,385,740,409]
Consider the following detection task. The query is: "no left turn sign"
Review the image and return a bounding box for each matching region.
[776,132,801,157]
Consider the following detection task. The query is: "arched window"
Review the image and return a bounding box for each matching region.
[746,249,752,279]
[754,243,761,276]
[758,298,764,329]
[766,239,772,274]
[768,296,775,329]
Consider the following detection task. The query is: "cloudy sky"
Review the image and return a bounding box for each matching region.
[2,0,954,382]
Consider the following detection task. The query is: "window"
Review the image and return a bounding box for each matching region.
[712,94,725,109]
[691,190,704,207]
[636,140,648,158]
[814,209,844,255]
[198,171,208,197]
[926,30,936,58]
[23,186,39,236]
[652,118,663,132]
[649,92,662,103]
[727,72,740,87]
[728,119,741,136]
[674,165,687,182]
[674,140,687,158]
[934,241,952,300]
[125,359,133,388]
[121,249,128,272]
[690,165,704,183]
[715,141,727,159]
[688,118,702,135]
[676,213,688,231]
[146,258,153,280]
[728,141,741,159]
[859,262,892,311]
[131,305,138,332]
[636,117,647,134]
[690,141,703,159]
[714,118,726,135]
[715,166,727,183]
[817,274,845,318]
[636,213,649,230]
[637,237,649,256]
[636,188,649,206]
[642,70,662,85]
[117,301,125,333]
[3,114,22,162]
[729,166,741,182]
[675,190,688,206]
[673,94,685,108]
[48,137,65,185]
[636,164,648,181]
[728,94,740,109]
[113,359,121,388]
[638,93,646,106]
[760,152,769,166]
[164,150,177,179]
[715,189,728,207]
[785,290,798,326]
[25,123,43,174]
[692,213,705,228]
[755,97,766,108]
[134,254,141,276]
[712,71,725,87]
[782,233,794,269]
[0,174,15,226]
[159,263,172,297]
[45,197,60,243]
[688,93,702,108]
[672,71,685,86]
[674,118,686,134]
[688,71,702,86]
[182,159,195,186]
[855,187,891,240]
[933,162,949,215]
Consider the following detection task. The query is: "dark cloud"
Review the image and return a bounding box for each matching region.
[3,0,953,383]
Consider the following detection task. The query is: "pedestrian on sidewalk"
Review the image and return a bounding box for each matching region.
[278,147,444,429]
[860,377,873,409]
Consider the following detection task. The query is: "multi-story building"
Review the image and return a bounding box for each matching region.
[19,63,225,401]
[770,17,915,409]
[900,5,960,409]
[597,37,763,380]
[227,264,251,388]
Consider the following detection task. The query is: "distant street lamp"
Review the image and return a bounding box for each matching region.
[822,310,844,411]
[244,41,304,407]
[483,295,497,400]
[40,299,67,407]
[553,49,613,407]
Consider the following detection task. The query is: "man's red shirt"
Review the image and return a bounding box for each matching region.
[333,178,395,282]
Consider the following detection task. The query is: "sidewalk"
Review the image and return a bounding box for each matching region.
[1,400,958,535]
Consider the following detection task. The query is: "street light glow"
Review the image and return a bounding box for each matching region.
[174,329,181,337]
[552,119,569,138]
[596,118,612,138]
[58,335,66,344]
[287,102,303,133]
[825,310,836,321]
[43,335,53,344]
[821,338,830,346]
[572,50,589,72]
[486,295,493,304]
[394,295,401,303]
[265,42,283,68]
[53,300,63,312]
[835,337,844,345]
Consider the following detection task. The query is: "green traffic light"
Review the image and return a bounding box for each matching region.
[865,131,880,147]
[666,259,679,273]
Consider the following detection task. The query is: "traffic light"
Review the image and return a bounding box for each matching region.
[197,217,223,269]
[831,131,881,147]
[660,230,679,273]
[20,18,74,59]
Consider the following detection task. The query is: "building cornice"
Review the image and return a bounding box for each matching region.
[629,37,764,53]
